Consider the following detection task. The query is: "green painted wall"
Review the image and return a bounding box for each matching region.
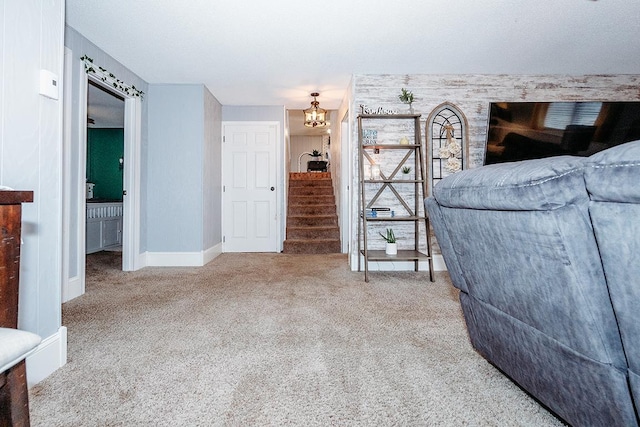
[86,128,124,200]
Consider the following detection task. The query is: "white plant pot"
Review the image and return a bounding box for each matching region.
[385,242,397,255]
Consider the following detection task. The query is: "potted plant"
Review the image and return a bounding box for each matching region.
[398,88,415,113]
[311,149,322,160]
[379,228,397,255]
[402,166,412,175]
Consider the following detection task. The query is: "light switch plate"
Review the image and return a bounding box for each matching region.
[39,70,59,99]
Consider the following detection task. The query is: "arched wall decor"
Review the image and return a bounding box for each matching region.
[426,102,469,195]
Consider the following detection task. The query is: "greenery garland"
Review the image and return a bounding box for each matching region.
[80,55,144,99]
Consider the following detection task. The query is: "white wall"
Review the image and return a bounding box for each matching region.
[290,135,323,172]
[0,0,66,383]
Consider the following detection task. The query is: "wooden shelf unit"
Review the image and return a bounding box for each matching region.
[357,114,434,282]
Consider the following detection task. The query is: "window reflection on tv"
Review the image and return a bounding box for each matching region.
[484,101,640,165]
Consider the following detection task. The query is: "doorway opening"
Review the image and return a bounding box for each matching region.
[85,81,125,269]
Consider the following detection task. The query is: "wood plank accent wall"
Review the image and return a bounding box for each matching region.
[354,74,640,170]
[350,74,640,260]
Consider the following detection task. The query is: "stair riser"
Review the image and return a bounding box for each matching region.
[288,205,336,215]
[290,172,331,180]
[289,187,334,196]
[289,195,335,205]
[286,228,340,239]
[282,240,341,254]
[289,180,333,188]
[287,216,337,227]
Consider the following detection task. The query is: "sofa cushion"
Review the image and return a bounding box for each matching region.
[0,328,41,373]
[433,156,588,211]
[585,140,640,203]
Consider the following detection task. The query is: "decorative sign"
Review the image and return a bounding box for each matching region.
[360,104,398,115]
[362,129,378,145]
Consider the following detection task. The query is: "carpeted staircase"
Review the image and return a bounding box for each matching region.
[283,172,341,254]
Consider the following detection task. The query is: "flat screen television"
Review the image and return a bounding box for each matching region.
[484,101,640,165]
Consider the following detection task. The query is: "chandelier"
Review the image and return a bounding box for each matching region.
[303,92,327,128]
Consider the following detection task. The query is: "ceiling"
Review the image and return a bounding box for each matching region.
[67,0,640,113]
[87,82,124,128]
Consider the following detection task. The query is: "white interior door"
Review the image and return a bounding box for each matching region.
[223,122,278,252]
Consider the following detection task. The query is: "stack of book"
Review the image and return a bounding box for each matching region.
[365,207,395,218]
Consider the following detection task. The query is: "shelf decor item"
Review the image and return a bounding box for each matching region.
[370,164,381,179]
[362,129,378,145]
[398,88,415,113]
[439,123,462,172]
[380,228,398,255]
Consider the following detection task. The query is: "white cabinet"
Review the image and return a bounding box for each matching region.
[86,202,122,254]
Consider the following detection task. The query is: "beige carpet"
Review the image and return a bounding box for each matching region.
[29,252,563,426]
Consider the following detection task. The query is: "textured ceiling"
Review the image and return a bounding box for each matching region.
[67,0,640,111]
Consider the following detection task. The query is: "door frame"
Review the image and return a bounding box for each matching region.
[62,52,143,301]
[81,74,142,272]
[221,121,283,253]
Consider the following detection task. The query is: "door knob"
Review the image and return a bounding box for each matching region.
[270,187,275,191]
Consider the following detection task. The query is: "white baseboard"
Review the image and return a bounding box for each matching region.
[26,326,67,387]
[203,243,223,265]
[351,254,447,272]
[145,244,223,267]
[62,275,83,303]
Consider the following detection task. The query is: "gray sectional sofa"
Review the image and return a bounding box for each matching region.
[425,140,640,426]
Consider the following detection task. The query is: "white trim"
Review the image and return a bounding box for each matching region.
[26,326,67,387]
[340,110,351,254]
[75,67,143,275]
[145,245,223,267]
[63,276,83,302]
[61,47,75,302]
[203,243,223,265]
[122,96,143,271]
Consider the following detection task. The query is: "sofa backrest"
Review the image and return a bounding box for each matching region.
[585,139,640,411]
[428,154,627,367]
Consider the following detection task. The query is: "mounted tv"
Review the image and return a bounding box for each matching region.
[484,101,640,165]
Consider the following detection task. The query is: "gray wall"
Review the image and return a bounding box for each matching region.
[147,84,223,253]
[0,0,64,336]
[203,87,223,249]
[148,84,203,252]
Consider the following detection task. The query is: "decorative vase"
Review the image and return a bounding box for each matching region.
[370,164,381,180]
[385,242,397,255]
